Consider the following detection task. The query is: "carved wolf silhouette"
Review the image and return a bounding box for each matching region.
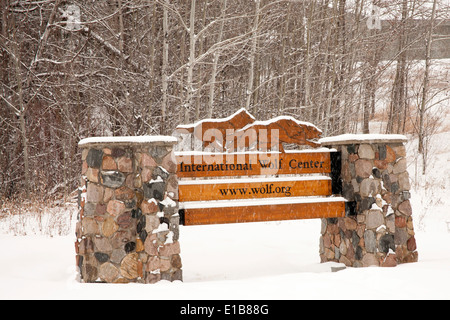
[226,116,322,152]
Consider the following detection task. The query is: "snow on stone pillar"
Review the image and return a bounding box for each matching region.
[320,134,418,267]
[75,136,181,283]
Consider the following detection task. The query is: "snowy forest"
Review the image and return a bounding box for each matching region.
[0,0,449,203]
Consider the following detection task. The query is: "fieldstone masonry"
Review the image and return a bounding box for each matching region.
[75,133,419,284]
[320,135,418,267]
[76,136,181,283]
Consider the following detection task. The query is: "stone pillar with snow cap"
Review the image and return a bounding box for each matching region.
[76,136,181,283]
[319,134,418,267]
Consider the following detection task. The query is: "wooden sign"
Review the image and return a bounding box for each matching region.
[175,109,348,226]
[176,151,332,178]
[179,176,332,202]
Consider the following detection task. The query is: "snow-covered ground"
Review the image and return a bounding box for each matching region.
[1,129,450,300]
[1,104,449,300]
[0,210,449,300]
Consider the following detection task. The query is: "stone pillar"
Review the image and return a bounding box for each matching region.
[75,136,181,283]
[319,135,418,267]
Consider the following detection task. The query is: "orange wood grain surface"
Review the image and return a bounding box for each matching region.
[182,200,346,225]
[176,151,331,178]
[179,178,332,201]
[175,109,322,152]
[175,109,255,150]
[228,117,322,151]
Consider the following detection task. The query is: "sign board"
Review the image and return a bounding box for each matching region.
[176,151,331,178]
[174,109,347,226]
[179,176,332,202]
[180,198,347,225]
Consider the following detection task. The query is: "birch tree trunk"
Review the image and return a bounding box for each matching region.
[387,0,409,134]
[304,2,315,122]
[245,0,260,113]
[184,0,196,123]
[418,0,437,174]
[12,40,30,200]
[161,0,169,133]
[208,0,227,118]
[147,1,157,134]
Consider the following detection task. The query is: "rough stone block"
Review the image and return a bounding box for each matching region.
[143,181,165,201]
[398,200,412,216]
[106,200,126,217]
[102,156,117,170]
[99,262,119,283]
[102,216,119,237]
[120,253,142,280]
[364,230,377,253]
[101,171,126,189]
[393,158,407,174]
[362,253,379,267]
[355,159,373,178]
[86,183,104,203]
[366,209,384,229]
[358,144,375,159]
[379,234,395,253]
[118,157,133,173]
[86,149,103,168]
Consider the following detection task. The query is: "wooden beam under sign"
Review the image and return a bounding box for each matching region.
[180,198,347,225]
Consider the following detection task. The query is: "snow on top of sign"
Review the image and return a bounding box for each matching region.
[180,196,347,209]
[174,147,335,156]
[176,108,255,129]
[285,147,337,153]
[78,135,177,146]
[237,115,322,133]
[175,150,282,156]
[178,175,331,186]
[319,133,407,145]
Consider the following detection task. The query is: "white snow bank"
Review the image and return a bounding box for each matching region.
[0,218,449,300]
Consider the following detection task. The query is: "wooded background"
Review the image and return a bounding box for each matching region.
[0,0,449,202]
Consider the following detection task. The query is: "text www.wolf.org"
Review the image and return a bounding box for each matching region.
[218,183,292,197]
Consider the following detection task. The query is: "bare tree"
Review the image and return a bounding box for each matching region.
[207,0,227,118]
[161,0,169,132]
[245,0,260,113]
[418,0,438,174]
[1,0,448,203]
